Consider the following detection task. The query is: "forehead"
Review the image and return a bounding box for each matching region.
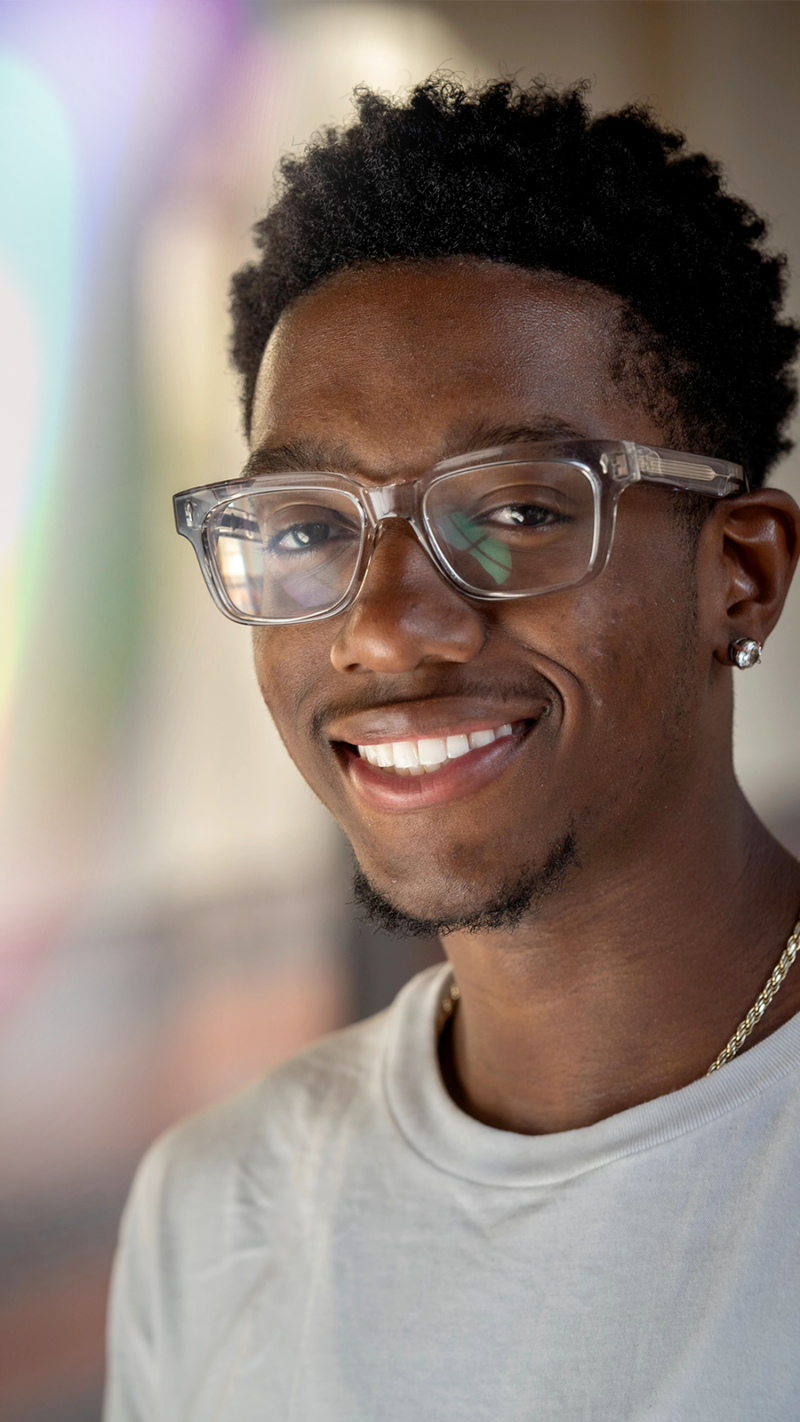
[250,260,654,472]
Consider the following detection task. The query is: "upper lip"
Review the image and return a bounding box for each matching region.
[325,695,549,746]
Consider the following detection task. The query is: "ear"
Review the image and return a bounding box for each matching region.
[708,489,800,665]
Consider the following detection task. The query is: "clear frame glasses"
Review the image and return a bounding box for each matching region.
[173,440,746,626]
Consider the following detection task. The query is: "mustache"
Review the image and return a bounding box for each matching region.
[310,672,557,743]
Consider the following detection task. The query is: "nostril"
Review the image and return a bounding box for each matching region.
[329,593,484,673]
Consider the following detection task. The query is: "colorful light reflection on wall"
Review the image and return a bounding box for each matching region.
[0,49,76,770]
[0,0,243,996]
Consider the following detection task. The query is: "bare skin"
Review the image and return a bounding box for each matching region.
[249,257,800,1134]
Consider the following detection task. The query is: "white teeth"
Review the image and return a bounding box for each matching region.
[356,722,520,775]
[392,740,420,768]
[418,736,448,766]
[468,728,496,749]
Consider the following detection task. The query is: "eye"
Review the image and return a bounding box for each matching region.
[486,502,570,529]
[270,522,341,551]
[266,513,359,555]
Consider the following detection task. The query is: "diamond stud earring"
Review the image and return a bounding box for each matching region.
[729,637,763,669]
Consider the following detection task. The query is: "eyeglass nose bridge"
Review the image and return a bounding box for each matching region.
[363,479,419,526]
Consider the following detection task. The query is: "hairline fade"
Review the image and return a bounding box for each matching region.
[230,75,799,490]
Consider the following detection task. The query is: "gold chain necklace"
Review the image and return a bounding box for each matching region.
[707,914,800,1072]
[438,914,800,1077]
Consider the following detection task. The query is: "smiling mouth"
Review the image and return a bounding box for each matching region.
[331,709,543,812]
[354,721,523,774]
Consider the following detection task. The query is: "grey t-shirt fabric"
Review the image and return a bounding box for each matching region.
[104,963,800,1421]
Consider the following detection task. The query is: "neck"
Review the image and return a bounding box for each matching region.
[441,785,800,1135]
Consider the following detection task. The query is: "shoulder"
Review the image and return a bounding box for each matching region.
[133,1007,391,1214]
[115,961,450,1285]
[106,1009,399,1415]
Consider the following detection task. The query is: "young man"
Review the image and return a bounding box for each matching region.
[106,79,800,1419]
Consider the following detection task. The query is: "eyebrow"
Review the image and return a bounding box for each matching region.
[243,438,358,478]
[243,417,589,480]
[448,418,589,454]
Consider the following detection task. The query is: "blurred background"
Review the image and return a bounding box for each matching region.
[1,1,799,1417]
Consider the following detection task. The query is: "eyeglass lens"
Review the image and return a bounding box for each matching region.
[206,462,598,621]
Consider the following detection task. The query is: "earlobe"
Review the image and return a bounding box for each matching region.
[711,489,800,665]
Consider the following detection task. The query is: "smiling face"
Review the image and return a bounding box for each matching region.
[249,259,727,930]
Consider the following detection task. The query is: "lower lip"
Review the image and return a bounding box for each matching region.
[340,725,531,812]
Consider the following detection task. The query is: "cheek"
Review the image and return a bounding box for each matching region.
[577,580,699,769]
[251,628,321,761]
[502,566,693,753]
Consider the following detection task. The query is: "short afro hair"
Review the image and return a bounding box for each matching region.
[230,75,798,487]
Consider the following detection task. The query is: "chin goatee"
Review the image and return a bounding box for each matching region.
[351,831,578,938]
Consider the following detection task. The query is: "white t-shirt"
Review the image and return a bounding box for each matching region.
[104,963,800,1421]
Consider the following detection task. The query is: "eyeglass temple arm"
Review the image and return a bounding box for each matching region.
[624,442,747,497]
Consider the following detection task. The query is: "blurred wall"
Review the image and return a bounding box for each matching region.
[1,3,799,1418]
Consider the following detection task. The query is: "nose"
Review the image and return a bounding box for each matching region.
[329,519,485,673]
